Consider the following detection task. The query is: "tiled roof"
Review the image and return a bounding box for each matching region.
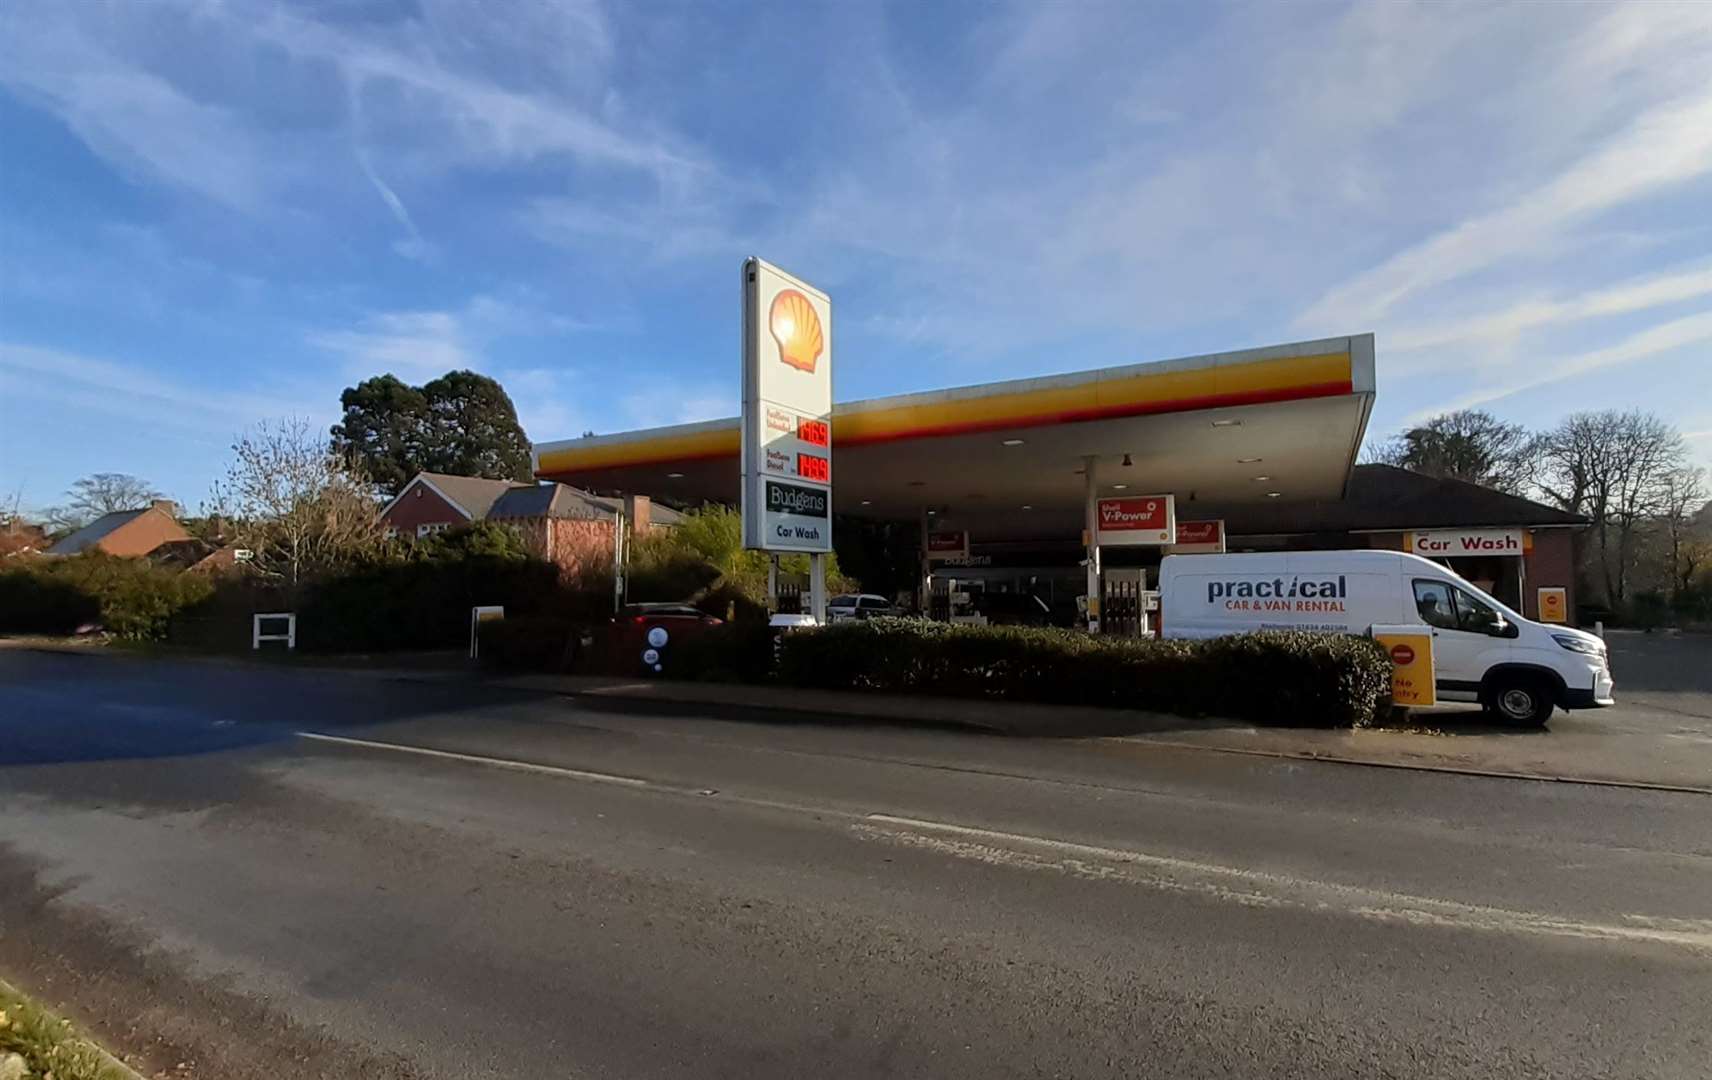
[45,510,147,555]
[410,470,684,525]
[1215,464,1588,535]
[415,472,522,519]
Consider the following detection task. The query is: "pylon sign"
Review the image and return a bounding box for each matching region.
[741,257,833,552]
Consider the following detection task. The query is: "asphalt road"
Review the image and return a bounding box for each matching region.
[2,648,1709,1079]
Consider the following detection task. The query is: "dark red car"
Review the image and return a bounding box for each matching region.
[605,602,723,674]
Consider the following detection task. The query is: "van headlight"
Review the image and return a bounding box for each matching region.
[1552,633,1602,656]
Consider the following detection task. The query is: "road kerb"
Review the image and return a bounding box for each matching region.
[509,678,1712,796]
[1105,737,1712,796]
[0,975,148,1080]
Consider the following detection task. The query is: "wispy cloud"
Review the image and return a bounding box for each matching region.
[306,290,596,377]
[6,0,1712,495]
[618,385,733,430]
[1299,90,1712,331]
[0,0,720,230]
[308,311,471,376]
[0,14,272,208]
[354,144,431,261]
[1385,262,1712,358]
[1406,309,1712,423]
[0,342,325,437]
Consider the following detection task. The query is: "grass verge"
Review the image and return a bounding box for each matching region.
[0,976,141,1080]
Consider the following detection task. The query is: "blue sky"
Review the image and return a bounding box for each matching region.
[3,0,1710,513]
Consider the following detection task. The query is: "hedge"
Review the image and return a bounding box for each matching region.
[775,618,1393,728]
[477,615,1392,727]
[0,568,100,634]
[295,556,584,652]
[477,615,779,682]
[0,554,213,639]
[477,616,584,673]
[667,618,777,683]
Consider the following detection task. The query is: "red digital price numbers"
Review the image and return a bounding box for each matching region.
[796,418,830,447]
[796,454,830,483]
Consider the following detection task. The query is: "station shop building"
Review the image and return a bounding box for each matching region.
[532,334,1585,628]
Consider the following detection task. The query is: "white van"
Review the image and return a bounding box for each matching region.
[1158,550,1614,725]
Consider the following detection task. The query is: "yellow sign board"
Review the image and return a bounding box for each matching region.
[1371,626,1436,707]
[1537,587,1568,624]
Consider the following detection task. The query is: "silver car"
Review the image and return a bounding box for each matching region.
[827,593,897,623]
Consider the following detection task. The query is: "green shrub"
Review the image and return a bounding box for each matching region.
[776,618,1392,728]
[627,504,855,607]
[669,619,778,683]
[412,520,536,562]
[0,567,101,634]
[0,554,212,639]
[477,616,585,672]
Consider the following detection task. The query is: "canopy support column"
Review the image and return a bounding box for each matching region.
[1083,455,1101,633]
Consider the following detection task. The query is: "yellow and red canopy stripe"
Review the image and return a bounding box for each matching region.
[536,349,1353,477]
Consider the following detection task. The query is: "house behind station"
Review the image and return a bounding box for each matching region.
[45,500,192,558]
[380,471,680,579]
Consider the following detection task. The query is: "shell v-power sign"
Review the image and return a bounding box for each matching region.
[741,258,833,552]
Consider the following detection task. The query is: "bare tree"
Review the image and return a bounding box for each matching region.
[42,473,167,533]
[1371,410,1537,494]
[1536,410,1686,605]
[211,418,387,592]
[1659,466,1709,597]
[0,489,44,557]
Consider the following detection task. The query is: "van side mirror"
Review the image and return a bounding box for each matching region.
[1494,618,1518,639]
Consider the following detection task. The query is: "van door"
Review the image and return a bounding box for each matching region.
[1410,577,1509,701]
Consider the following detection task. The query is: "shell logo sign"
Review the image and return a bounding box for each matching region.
[769,289,824,373]
[743,258,832,554]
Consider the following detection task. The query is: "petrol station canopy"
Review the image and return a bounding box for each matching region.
[533,334,1376,539]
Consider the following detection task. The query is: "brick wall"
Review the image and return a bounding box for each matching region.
[382,484,467,536]
[502,517,617,583]
[1522,529,1577,621]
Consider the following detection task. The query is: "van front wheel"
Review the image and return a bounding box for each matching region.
[1484,676,1554,727]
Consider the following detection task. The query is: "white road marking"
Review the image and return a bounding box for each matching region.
[290,734,1711,957]
[296,732,651,787]
[860,814,1712,956]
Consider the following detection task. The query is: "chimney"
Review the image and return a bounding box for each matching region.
[624,493,651,534]
[151,499,178,517]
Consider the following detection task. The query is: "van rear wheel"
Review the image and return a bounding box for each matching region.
[1484,675,1554,727]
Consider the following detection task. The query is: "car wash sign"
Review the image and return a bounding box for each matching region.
[1095,495,1176,546]
[742,258,832,552]
[1406,528,1526,556]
